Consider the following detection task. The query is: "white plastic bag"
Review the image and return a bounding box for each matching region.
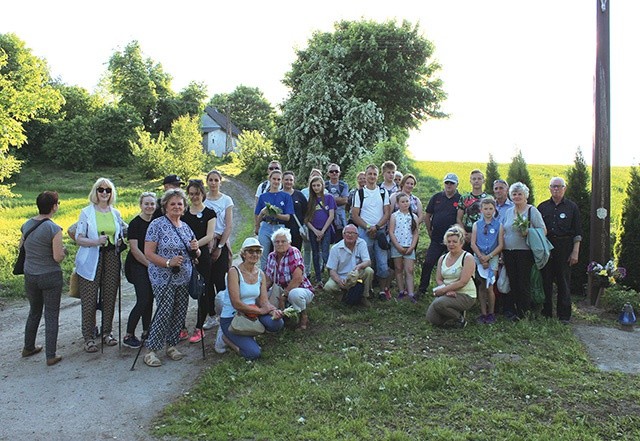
[497,265,510,293]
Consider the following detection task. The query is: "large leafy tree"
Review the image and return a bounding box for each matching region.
[615,166,640,292]
[284,19,446,135]
[565,148,591,295]
[155,81,208,135]
[208,85,275,138]
[0,33,63,197]
[280,53,386,177]
[107,40,173,132]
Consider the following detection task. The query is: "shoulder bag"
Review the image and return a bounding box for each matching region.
[13,219,50,275]
[229,266,266,336]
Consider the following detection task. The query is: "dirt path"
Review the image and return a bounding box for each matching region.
[0,175,254,441]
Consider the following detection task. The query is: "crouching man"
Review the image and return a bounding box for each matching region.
[324,224,374,306]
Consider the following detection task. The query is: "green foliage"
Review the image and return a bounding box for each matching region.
[484,153,500,194]
[565,148,591,295]
[131,115,205,180]
[0,33,63,197]
[285,19,446,134]
[236,131,278,183]
[208,85,275,138]
[599,285,640,314]
[373,138,410,174]
[615,166,640,292]
[507,150,535,204]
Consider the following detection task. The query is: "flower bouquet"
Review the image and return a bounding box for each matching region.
[512,211,530,235]
[587,260,626,287]
[265,202,282,216]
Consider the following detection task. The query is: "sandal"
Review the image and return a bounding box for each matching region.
[166,346,183,361]
[144,351,162,367]
[102,333,117,346]
[84,340,98,353]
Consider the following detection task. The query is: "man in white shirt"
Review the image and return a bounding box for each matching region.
[350,164,392,300]
[325,224,374,306]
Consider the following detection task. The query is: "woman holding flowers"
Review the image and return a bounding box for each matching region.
[255,169,294,270]
[500,182,546,321]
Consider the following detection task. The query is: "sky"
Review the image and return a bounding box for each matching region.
[2,0,638,166]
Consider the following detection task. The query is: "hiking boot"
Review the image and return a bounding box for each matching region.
[202,315,219,330]
[189,328,204,344]
[123,335,142,348]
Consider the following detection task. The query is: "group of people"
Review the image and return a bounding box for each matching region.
[19,162,581,367]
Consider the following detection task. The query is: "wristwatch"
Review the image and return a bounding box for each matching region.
[166,259,171,268]
[217,243,224,249]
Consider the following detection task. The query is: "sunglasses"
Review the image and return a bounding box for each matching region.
[244,248,262,255]
[268,167,280,171]
[328,170,340,174]
[97,187,112,194]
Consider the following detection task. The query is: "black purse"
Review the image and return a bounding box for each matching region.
[168,217,204,300]
[13,219,50,275]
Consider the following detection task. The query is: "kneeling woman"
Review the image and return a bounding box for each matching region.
[426,225,477,328]
[220,238,284,360]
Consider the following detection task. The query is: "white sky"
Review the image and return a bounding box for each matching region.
[2,0,638,166]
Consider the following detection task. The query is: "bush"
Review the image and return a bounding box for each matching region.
[236,131,278,183]
[599,285,640,315]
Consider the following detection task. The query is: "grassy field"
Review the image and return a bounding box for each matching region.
[2,160,640,440]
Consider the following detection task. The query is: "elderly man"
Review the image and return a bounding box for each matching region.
[418,173,461,295]
[265,228,314,330]
[537,177,582,324]
[492,179,513,221]
[324,224,374,307]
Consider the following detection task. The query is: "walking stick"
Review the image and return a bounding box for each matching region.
[99,232,107,354]
[199,286,206,360]
[130,300,161,371]
[117,246,123,351]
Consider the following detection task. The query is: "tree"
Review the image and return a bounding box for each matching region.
[565,148,591,295]
[209,85,275,138]
[0,33,63,197]
[615,166,640,292]
[284,19,446,135]
[280,54,386,177]
[485,154,500,194]
[154,81,208,135]
[236,131,278,182]
[506,150,535,204]
[107,40,173,132]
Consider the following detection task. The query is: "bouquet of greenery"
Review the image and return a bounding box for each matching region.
[512,211,530,235]
[587,260,626,287]
[265,202,282,216]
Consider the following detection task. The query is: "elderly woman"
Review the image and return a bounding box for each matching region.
[122,192,156,348]
[501,182,546,321]
[255,169,294,270]
[426,225,477,328]
[265,228,314,330]
[142,188,200,367]
[219,237,284,360]
[389,173,424,223]
[203,170,234,330]
[75,178,126,353]
[20,191,66,366]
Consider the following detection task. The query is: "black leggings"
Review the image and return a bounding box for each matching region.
[126,264,153,335]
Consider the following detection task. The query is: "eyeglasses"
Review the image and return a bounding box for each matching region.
[244,249,262,255]
[550,185,565,189]
[328,170,340,174]
[97,187,112,194]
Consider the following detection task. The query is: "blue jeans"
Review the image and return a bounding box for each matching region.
[258,222,285,270]
[220,314,284,360]
[358,227,390,279]
[309,229,331,283]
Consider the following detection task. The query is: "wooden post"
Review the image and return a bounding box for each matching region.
[589,0,611,305]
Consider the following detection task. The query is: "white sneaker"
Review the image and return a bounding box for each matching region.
[203,315,219,330]
[214,327,227,354]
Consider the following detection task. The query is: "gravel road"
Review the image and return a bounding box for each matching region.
[0,175,254,441]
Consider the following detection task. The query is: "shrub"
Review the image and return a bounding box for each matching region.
[599,285,640,315]
[615,166,640,292]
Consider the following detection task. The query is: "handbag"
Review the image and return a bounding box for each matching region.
[69,270,80,298]
[229,313,265,336]
[189,268,206,300]
[13,219,50,275]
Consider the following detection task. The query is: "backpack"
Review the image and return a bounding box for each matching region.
[343,280,364,305]
[259,180,269,195]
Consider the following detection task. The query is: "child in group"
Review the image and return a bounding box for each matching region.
[305,175,336,288]
[470,197,504,324]
[388,192,420,302]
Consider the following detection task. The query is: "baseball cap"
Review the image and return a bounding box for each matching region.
[240,237,263,252]
[443,173,459,184]
[162,175,184,186]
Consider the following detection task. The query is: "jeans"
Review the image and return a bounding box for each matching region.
[258,222,284,270]
[24,271,63,359]
[309,229,331,283]
[220,314,284,360]
[358,227,390,279]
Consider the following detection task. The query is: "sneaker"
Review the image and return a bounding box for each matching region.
[214,327,227,354]
[123,335,141,348]
[378,291,387,301]
[179,328,189,341]
[476,314,487,324]
[485,313,496,324]
[189,328,204,344]
[202,315,219,330]
[397,290,407,300]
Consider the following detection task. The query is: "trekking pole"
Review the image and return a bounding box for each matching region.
[100,232,107,354]
[117,247,122,351]
[200,285,206,360]
[130,302,160,371]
